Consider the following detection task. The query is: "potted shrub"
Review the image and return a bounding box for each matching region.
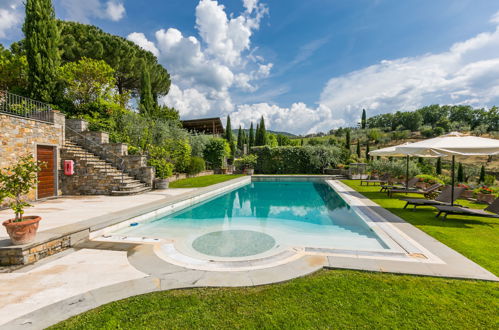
[235,154,258,175]
[147,146,174,189]
[1,156,44,245]
[475,186,496,204]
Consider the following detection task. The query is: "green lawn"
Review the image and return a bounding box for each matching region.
[342,180,499,275]
[169,174,245,188]
[51,270,498,329]
[51,178,499,329]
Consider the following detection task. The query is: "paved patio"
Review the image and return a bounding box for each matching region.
[0,177,497,329]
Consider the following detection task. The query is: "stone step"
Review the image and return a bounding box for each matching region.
[118,182,148,191]
[111,186,152,196]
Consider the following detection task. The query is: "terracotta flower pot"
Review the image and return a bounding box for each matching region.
[477,193,495,204]
[461,190,474,199]
[3,216,42,245]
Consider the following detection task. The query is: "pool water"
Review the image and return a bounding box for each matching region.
[114,181,389,258]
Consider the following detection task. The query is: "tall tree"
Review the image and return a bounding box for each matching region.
[457,162,464,182]
[249,122,255,148]
[139,59,155,116]
[436,157,442,175]
[356,140,361,158]
[237,126,243,150]
[24,0,60,102]
[255,116,267,146]
[224,115,233,142]
[345,129,351,150]
[361,109,367,129]
[365,141,370,159]
[479,165,485,183]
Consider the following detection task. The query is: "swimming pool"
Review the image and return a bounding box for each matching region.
[113,180,393,260]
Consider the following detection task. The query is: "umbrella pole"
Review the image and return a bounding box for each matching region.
[406,155,409,193]
[451,155,455,206]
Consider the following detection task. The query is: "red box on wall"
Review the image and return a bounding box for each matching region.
[64,160,74,175]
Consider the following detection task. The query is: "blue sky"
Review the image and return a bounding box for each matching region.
[1,0,499,134]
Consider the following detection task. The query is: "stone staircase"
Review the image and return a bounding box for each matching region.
[61,140,151,196]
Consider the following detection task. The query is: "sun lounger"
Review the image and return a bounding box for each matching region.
[380,177,419,193]
[389,183,441,198]
[434,198,499,220]
[400,186,465,210]
[360,174,390,186]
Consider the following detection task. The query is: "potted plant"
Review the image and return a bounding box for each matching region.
[235,154,258,175]
[147,146,174,190]
[475,186,496,204]
[1,155,44,245]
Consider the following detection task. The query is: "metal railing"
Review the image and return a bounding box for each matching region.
[0,90,54,123]
[65,125,126,185]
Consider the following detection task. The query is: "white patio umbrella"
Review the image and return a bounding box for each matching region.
[395,132,499,205]
[369,143,439,189]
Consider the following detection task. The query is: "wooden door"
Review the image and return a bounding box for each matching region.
[37,145,56,199]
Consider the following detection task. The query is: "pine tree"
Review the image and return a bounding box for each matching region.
[249,122,255,148]
[139,60,155,116]
[237,126,243,150]
[436,157,442,175]
[361,109,367,129]
[457,162,464,182]
[24,0,60,102]
[479,165,485,183]
[356,140,361,158]
[345,129,351,150]
[224,115,233,142]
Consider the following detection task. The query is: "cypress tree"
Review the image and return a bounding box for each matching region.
[255,123,260,146]
[365,141,370,159]
[361,109,367,129]
[457,162,464,182]
[345,129,351,150]
[249,122,255,148]
[436,157,442,175]
[225,115,233,142]
[356,140,361,158]
[237,126,243,150]
[301,139,304,146]
[24,0,60,102]
[479,165,485,183]
[256,116,267,146]
[139,60,155,116]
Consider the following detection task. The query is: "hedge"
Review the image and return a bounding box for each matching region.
[250,146,341,174]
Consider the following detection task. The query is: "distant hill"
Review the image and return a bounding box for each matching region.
[232,129,297,137]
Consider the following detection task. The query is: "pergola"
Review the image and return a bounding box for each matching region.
[181,117,225,135]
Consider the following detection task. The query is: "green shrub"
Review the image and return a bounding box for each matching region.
[189,134,211,157]
[187,157,206,175]
[234,154,258,171]
[250,146,341,174]
[415,174,444,185]
[164,139,191,173]
[484,175,496,186]
[433,126,445,136]
[147,145,174,179]
[203,138,230,169]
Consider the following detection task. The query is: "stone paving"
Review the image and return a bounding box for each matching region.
[0,176,497,329]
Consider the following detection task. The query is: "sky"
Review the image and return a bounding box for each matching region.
[1,0,499,134]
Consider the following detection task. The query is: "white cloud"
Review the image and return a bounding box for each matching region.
[0,0,22,39]
[105,0,125,21]
[60,0,126,23]
[127,32,159,57]
[128,0,271,118]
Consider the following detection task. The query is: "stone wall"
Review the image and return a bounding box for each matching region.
[0,112,65,202]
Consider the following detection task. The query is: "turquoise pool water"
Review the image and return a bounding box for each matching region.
[114,181,389,258]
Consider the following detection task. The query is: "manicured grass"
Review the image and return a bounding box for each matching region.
[342,180,499,275]
[169,174,245,188]
[51,270,498,329]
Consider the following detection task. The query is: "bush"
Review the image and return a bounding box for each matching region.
[415,174,444,185]
[164,139,191,173]
[148,158,174,179]
[368,159,420,178]
[203,138,230,169]
[189,134,211,158]
[187,157,206,175]
[234,154,258,171]
[484,175,496,186]
[433,126,445,136]
[250,146,341,174]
